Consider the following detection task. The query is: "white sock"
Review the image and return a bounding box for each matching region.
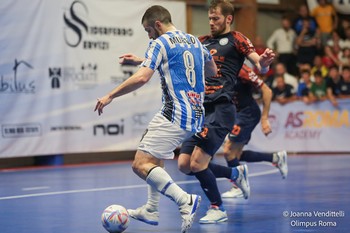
[145,184,160,211]
[272,153,278,163]
[146,166,188,206]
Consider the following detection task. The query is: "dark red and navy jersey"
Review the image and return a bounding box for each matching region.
[199,31,255,103]
[233,64,263,111]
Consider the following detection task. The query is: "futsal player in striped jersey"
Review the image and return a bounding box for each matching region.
[95,5,217,233]
[118,0,275,225]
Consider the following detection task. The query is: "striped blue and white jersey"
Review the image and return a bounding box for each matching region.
[141,30,212,133]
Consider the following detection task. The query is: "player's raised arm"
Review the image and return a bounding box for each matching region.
[247,48,275,74]
[119,53,145,66]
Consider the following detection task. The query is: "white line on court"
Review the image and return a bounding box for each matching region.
[22,186,50,191]
[0,168,278,201]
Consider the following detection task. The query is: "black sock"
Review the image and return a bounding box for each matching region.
[194,168,222,207]
[240,150,273,163]
[226,158,240,167]
[186,172,195,176]
[208,162,232,178]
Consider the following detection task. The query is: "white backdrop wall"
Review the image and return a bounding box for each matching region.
[1,1,349,158]
[0,0,186,158]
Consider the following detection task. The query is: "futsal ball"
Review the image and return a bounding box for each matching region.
[101,204,130,233]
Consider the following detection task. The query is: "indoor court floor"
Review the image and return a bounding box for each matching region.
[0,154,349,233]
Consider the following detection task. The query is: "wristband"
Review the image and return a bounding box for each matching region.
[260,66,269,74]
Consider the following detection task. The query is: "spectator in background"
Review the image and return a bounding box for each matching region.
[311,55,328,78]
[295,19,320,67]
[326,65,342,97]
[323,31,343,67]
[271,62,298,93]
[272,75,297,105]
[338,47,350,67]
[336,18,350,40]
[337,27,350,49]
[293,4,318,36]
[253,35,274,77]
[298,62,312,76]
[297,69,313,104]
[339,65,350,98]
[324,27,350,67]
[309,70,328,103]
[254,35,268,55]
[267,16,297,75]
[311,0,338,47]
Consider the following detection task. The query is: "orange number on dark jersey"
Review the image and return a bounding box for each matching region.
[230,124,241,136]
[199,127,209,138]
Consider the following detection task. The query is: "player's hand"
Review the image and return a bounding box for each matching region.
[259,48,275,68]
[119,54,143,66]
[94,95,113,115]
[261,118,272,136]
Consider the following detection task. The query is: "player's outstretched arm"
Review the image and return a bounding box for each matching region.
[94,66,154,115]
[119,53,145,66]
[259,48,275,72]
[246,48,275,74]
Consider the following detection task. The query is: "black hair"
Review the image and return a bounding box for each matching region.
[141,5,172,26]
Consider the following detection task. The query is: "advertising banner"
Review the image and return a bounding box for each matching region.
[0,0,186,158]
[1,0,348,158]
[246,99,350,153]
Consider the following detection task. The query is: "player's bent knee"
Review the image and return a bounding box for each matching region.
[178,165,190,174]
[178,162,191,174]
[131,160,141,174]
[190,160,207,173]
[178,153,191,174]
[225,152,237,161]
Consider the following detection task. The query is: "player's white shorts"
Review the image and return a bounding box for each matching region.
[137,112,193,159]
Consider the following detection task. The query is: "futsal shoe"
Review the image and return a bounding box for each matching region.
[276,150,288,179]
[232,164,250,199]
[179,194,201,233]
[127,205,159,226]
[199,205,228,224]
[221,184,244,198]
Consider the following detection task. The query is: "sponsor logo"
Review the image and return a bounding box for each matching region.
[132,113,148,126]
[48,63,98,89]
[285,110,349,128]
[110,65,137,85]
[196,126,208,139]
[260,109,349,141]
[63,0,133,50]
[2,123,41,138]
[93,120,124,136]
[202,42,214,47]
[50,125,82,131]
[0,59,35,94]
[283,110,349,140]
[49,68,61,89]
[132,112,149,135]
[219,38,228,46]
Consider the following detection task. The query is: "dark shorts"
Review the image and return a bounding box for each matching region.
[180,101,236,157]
[228,101,261,144]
